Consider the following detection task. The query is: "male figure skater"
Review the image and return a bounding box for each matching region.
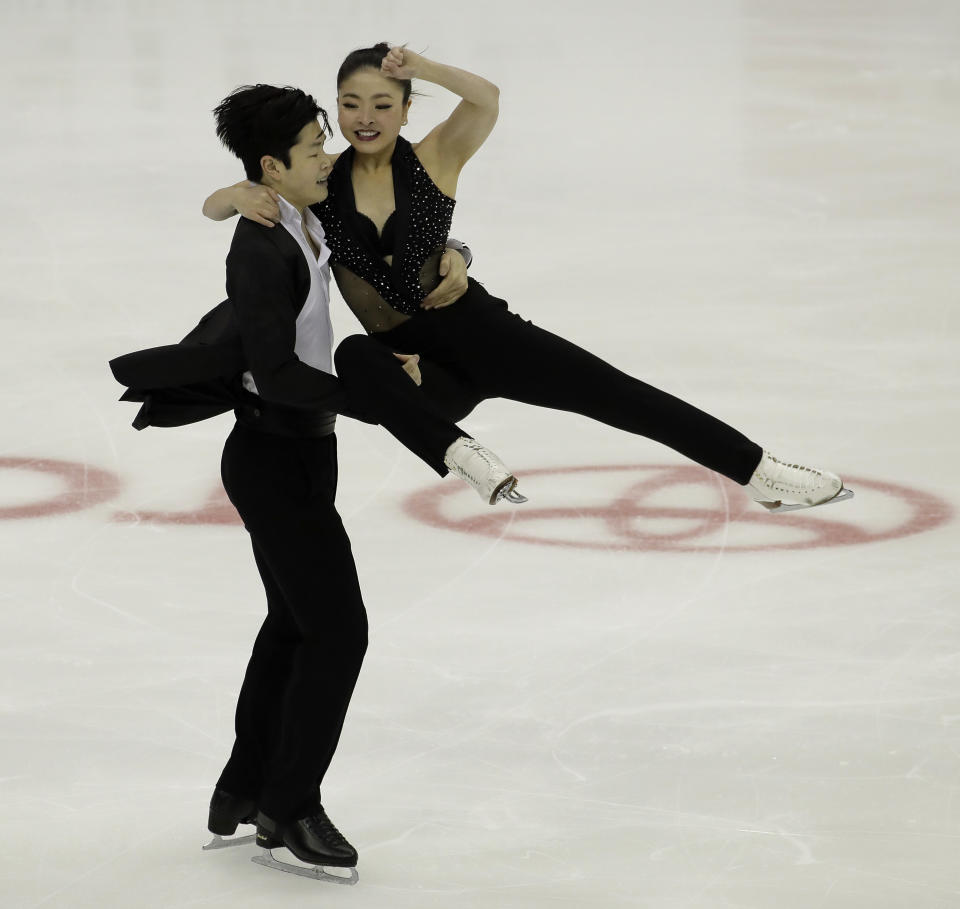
[110,84,523,884]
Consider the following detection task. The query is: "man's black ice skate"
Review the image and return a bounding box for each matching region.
[252,808,359,884]
[202,788,258,850]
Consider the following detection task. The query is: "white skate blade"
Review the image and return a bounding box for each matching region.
[760,486,855,513]
[202,833,256,851]
[251,847,359,885]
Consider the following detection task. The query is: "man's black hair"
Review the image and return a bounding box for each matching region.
[213,84,331,181]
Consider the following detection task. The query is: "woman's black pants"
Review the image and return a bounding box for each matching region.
[215,422,367,823]
[371,280,763,485]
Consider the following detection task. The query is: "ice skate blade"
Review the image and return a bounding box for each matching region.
[202,833,256,851]
[760,487,855,513]
[251,848,359,885]
[492,477,528,505]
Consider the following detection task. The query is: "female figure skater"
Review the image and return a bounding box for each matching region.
[205,44,851,511]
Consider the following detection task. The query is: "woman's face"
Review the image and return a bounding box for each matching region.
[337,67,410,154]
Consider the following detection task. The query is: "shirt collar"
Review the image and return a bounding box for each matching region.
[274,191,329,266]
[275,192,303,230]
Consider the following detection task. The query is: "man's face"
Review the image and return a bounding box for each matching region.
[267,120,332,209]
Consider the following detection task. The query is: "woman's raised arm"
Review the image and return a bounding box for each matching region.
[382,47,499,179]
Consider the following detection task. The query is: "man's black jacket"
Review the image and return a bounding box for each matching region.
[109,217,348,429]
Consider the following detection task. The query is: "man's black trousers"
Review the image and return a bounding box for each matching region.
[216,422,367,823]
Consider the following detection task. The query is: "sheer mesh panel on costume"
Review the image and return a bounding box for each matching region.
[332,247,446,334]
[331,266,409,333]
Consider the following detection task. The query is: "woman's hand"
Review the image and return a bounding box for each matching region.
[393,352,422,385]
[381,46,424,80]
[421,248,468,309]
[234,184,281,227]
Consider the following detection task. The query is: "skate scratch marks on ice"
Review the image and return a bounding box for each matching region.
[375,506,519,633]
[70,569,164,632]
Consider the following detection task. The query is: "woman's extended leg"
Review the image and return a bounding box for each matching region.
[387,292,762,484]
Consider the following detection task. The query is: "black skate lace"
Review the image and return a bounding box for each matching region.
[305,812,350,848]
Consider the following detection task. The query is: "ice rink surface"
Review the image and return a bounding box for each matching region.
[2,1,959,906]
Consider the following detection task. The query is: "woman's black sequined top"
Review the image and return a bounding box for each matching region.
[312,136,456,327]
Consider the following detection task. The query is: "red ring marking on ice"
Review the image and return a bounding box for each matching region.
[0,456,122,519]
[402,464,953,553]
[112,485,240,526]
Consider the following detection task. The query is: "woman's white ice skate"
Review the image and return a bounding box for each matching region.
[443,437,528,504]
[747,450,854,512]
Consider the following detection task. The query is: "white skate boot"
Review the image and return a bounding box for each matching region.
[746,450,854,512]
[444,437,528,505]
